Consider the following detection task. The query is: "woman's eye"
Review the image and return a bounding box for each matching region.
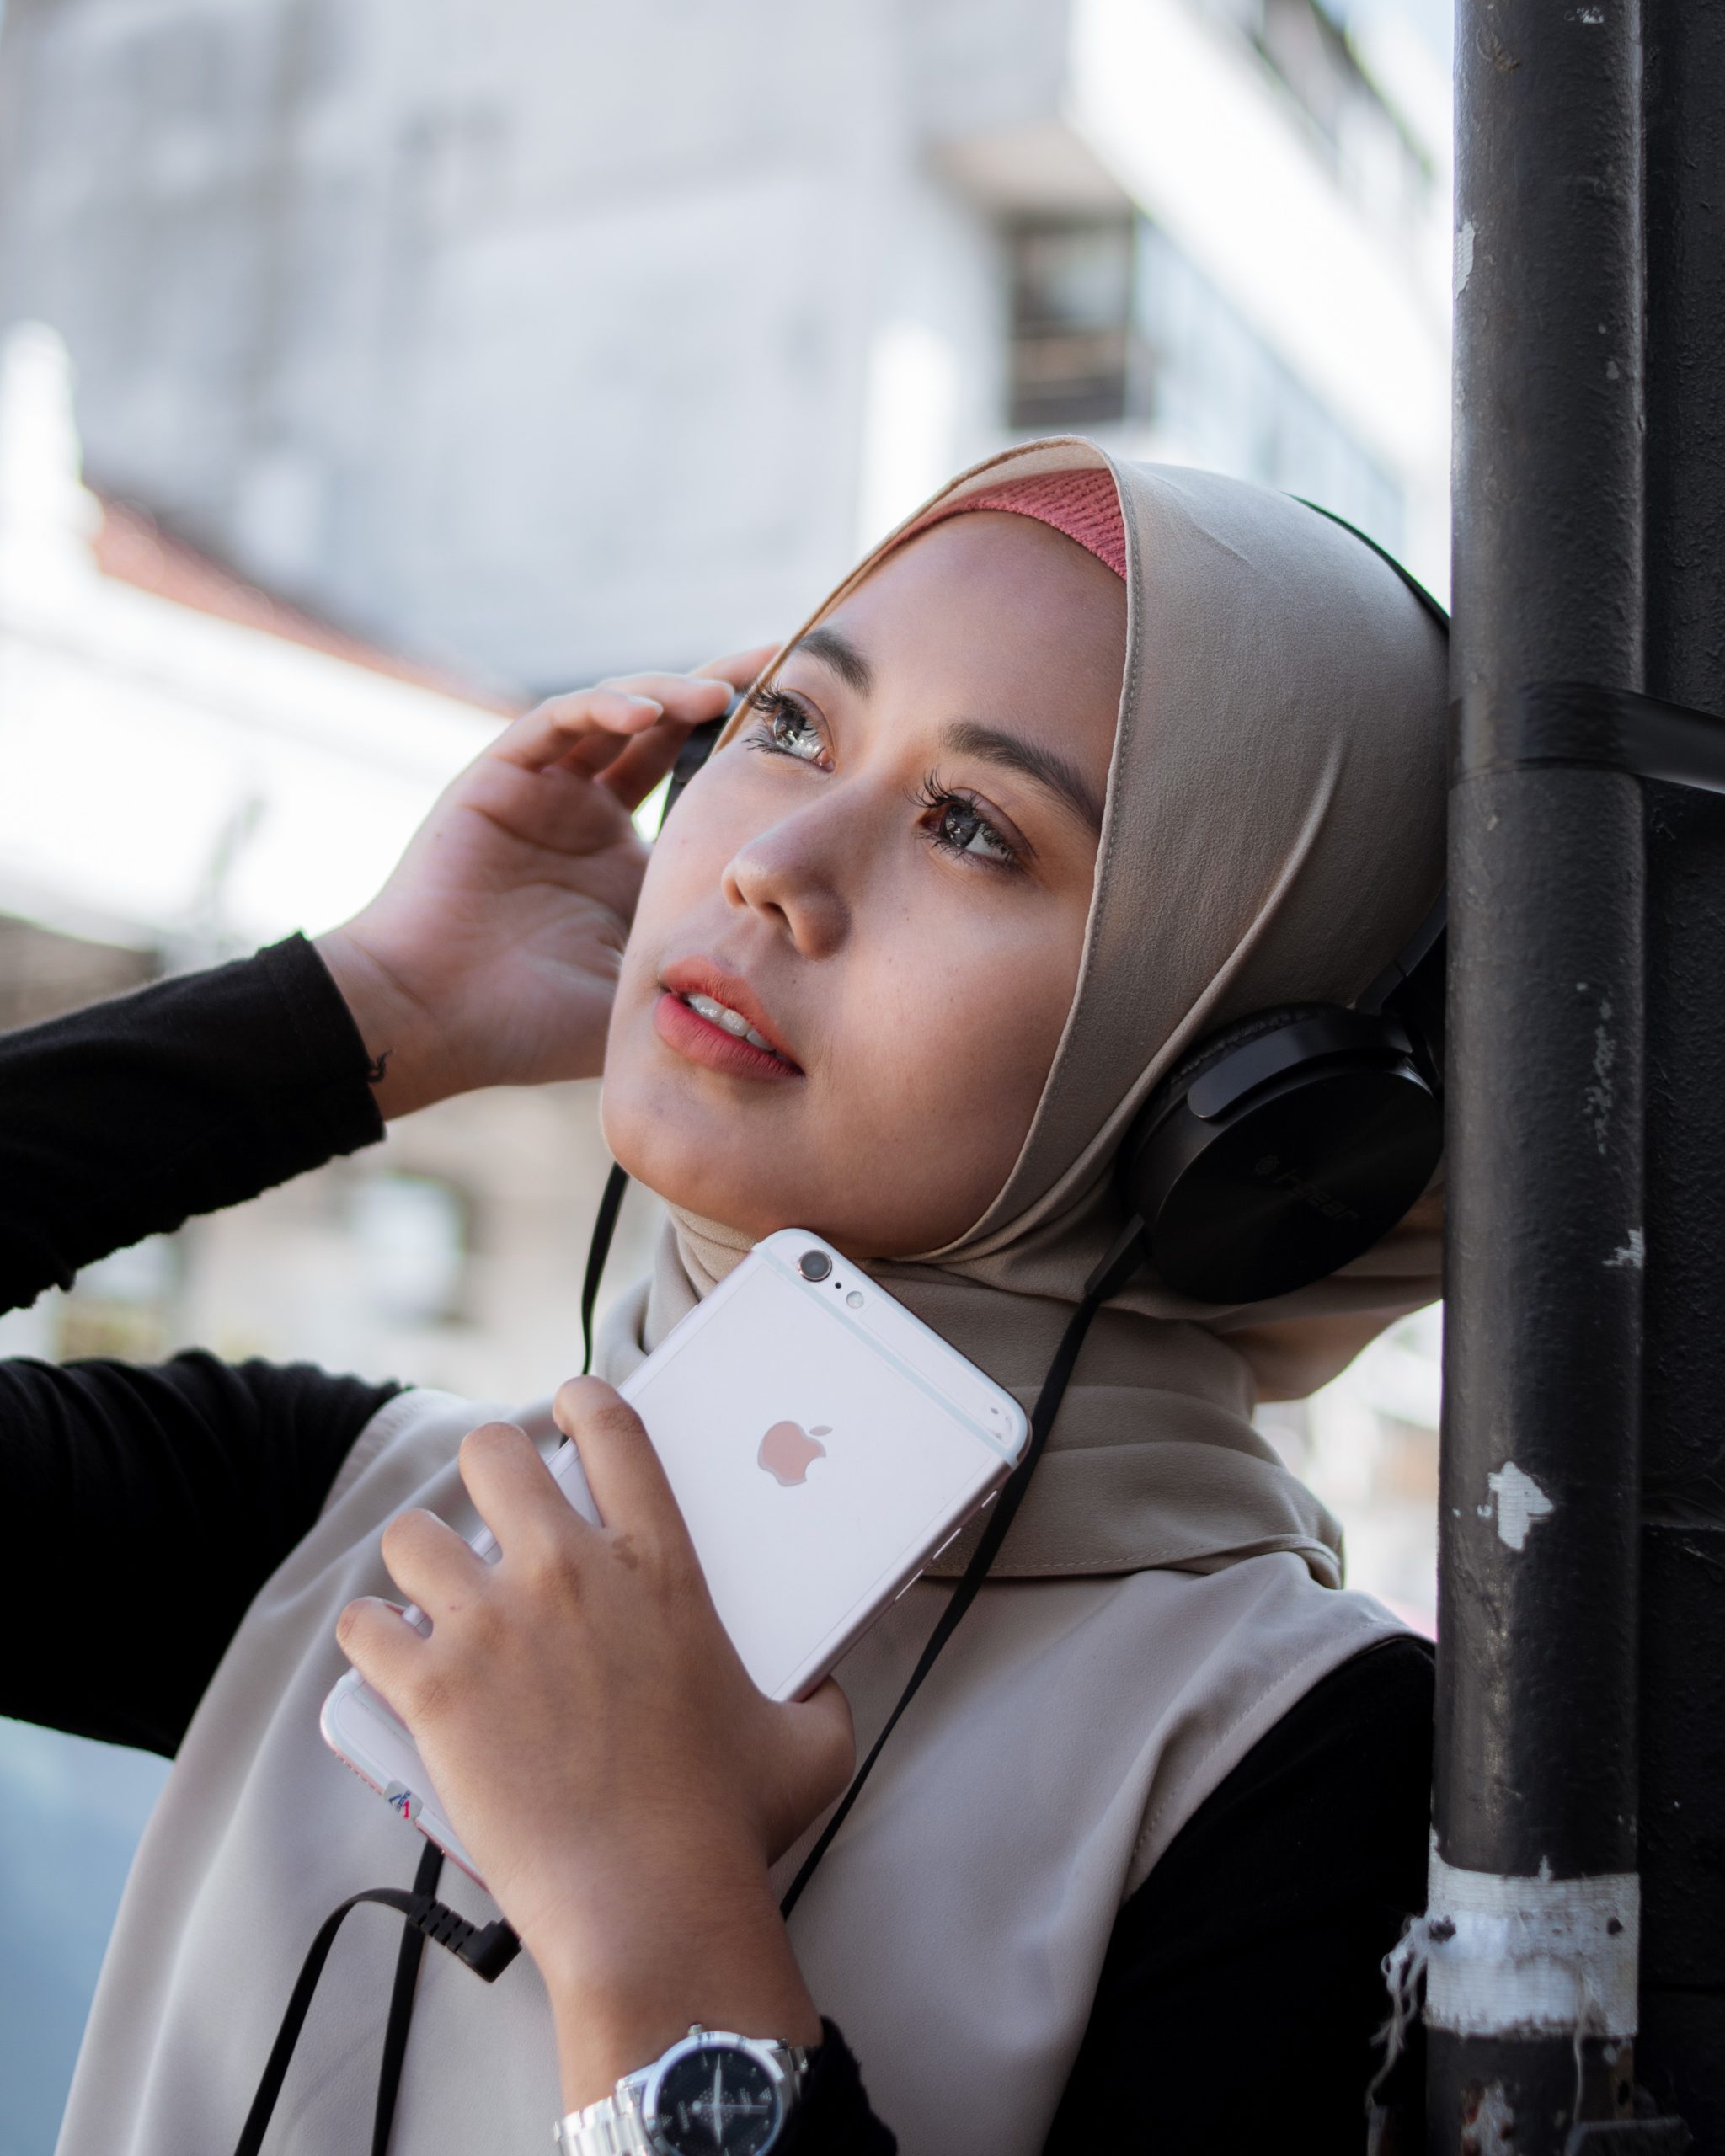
[759,696,826,764]
[932,793,1016,865]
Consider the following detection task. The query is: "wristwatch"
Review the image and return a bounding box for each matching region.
[554,2025,814,2156]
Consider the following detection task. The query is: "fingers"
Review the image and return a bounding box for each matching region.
[552,1377,684,1541]
[493,675,735,781]
[793,1680,857,1791]
[336,1596,425,1711]
[378,1504,488,1615]
[598,648,782,809]
[491,689,665,778]
[456,1420,579,1568]
[761,1680,857,1860]
[596,718,711,814]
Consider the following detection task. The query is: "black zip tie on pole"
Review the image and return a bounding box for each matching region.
[233,1854,520,2156]
[1459,680,1725,791]
[779,1217,1147,1922]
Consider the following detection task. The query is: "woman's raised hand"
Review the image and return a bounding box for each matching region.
[317,648,774,1117]
[336,1381,851,2109]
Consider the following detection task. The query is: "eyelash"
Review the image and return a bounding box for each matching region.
[913,773,1022,869]
[743,688,1023,873]
[744,687,828,767]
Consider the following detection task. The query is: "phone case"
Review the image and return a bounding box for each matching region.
[321,1230,1028,1880]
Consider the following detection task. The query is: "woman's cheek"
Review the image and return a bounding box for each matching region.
[838,939,1060,1245]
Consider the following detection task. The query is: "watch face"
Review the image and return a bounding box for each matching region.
[649,2041,784,2156]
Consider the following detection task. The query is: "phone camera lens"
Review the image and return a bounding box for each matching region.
[799,1250,832,1281]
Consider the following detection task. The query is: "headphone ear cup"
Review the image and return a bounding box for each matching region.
[1120,1006,1442,1304]
[1142,1005,1338,1118]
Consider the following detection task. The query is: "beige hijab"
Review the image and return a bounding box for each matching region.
[601,435,1449,1588]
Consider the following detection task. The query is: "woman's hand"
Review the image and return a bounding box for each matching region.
[336,1380,852,2108]
[317,648,773,1118]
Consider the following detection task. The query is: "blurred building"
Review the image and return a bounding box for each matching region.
[0,321,661,1406]
[0,0,1450,695]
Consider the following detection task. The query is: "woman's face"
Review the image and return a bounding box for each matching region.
[602,510,1127,1257]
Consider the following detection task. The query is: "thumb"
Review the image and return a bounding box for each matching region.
[764,1681,856,1859]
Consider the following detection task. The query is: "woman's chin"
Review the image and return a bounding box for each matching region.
[600,1111,778,1237]
[599,1053,993,1256]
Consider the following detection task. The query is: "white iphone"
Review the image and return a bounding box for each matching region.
[320,1228,1028,1880]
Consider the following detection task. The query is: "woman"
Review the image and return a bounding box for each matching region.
[4,440,1445,2152]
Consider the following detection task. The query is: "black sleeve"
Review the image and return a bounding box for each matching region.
[780,2022,897,2155]
[770,1639,1431,2156]
[3,1351,399,1755]
[1,937,399,1754]
[1044,1633,1434,2153]
[0,933,383,1315]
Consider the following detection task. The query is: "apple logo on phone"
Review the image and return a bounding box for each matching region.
[758,1421,830,1486]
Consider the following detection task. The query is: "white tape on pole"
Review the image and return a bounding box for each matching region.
[1420,1843,1640,2040]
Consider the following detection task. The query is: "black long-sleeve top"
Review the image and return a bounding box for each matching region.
[0,937,1431,2151]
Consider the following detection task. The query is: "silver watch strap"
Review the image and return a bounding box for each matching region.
[554,2079,651,2156]
[554,2031,809,2156]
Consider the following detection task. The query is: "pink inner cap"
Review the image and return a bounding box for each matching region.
[905,467,1127,580]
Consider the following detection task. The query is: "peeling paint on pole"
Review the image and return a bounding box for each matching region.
[1485,1461,1557,1550]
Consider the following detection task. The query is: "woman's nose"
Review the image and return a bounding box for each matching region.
[721,816,850,957]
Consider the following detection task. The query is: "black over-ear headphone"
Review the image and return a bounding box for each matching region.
[1116,890,1445,1304]
[659,504,1450,1313]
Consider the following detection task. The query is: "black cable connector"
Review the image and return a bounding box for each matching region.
[233,1860,520,2156]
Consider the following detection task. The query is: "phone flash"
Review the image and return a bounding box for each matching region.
[846,1290,864,1308]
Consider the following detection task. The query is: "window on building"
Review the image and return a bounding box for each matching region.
[1132,220,1405,552]
[1007,219,1140,432]
[1004,211,1403,552]
[1193,0,1435,222]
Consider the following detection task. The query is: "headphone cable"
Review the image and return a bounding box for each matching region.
[580,1160,631,1375]
[232,1842,519,2156]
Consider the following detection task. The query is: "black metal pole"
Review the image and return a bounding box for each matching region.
[1434,3,1646,2150]
[1635,4,1725,2142]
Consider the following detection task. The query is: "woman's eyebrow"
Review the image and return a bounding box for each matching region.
[942,719,1105,836]
[792,625,873,696]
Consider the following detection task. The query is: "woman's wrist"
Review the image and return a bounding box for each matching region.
[537,1844,821,2112]
[313,925,451,1119]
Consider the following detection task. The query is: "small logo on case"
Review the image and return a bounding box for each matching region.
[757,1421,830,1486]
[384,1781,421,1824]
